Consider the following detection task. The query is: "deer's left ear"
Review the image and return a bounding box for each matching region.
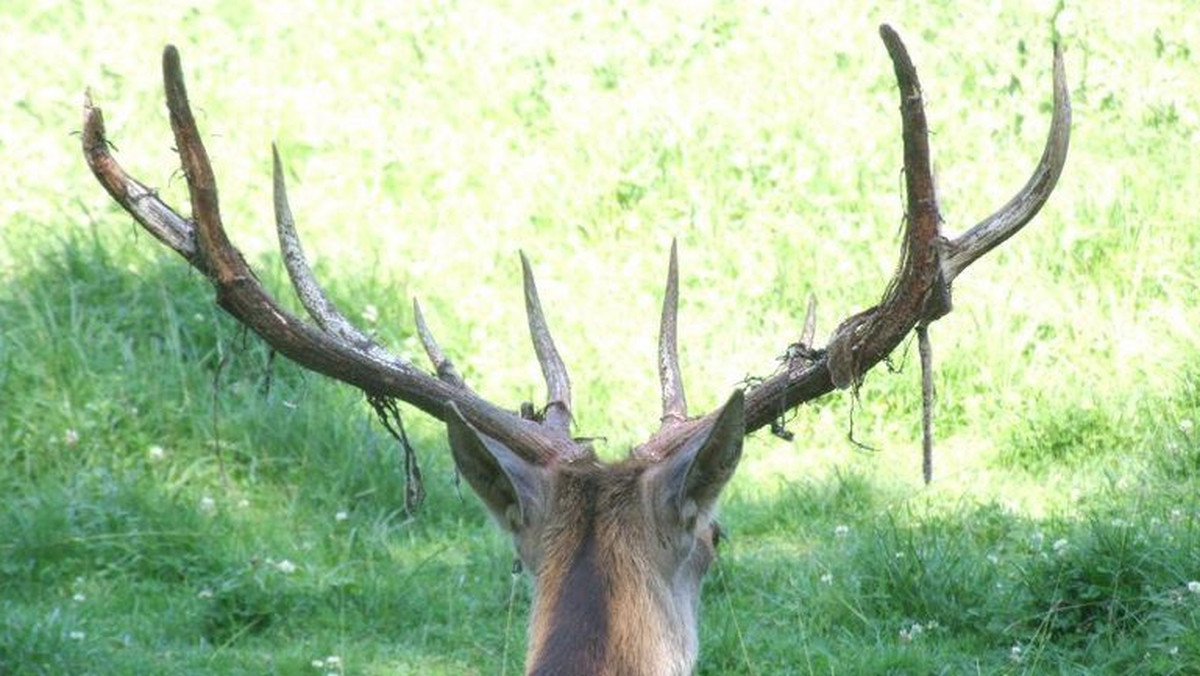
[649,389,745,527]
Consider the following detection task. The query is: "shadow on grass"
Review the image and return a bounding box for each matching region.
[3,236,1199,675]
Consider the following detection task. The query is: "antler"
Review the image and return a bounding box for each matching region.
[81,46,583,465]
[83,27,1068,472]
[636,25,1070,459]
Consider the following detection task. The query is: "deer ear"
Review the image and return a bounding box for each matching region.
[445,403,547,533]
[650,389,745,527]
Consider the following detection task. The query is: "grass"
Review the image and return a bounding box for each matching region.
[2,0,1200,674]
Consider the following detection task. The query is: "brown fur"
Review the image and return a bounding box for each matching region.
[523,460,717,676]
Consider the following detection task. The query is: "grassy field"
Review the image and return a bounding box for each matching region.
[3,1,1200,674]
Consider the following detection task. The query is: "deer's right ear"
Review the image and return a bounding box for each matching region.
[445,403,547,533]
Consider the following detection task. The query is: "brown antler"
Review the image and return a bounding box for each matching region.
[635,24,1070,460]
[81,46,583,465]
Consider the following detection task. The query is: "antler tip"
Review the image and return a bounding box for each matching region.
[162,45,182,73]
[81,96,105,149]
[271,142,284,176]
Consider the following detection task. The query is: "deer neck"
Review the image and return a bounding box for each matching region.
[525,519,698,676]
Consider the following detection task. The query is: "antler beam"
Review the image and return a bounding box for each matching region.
[82,46,579,465]
[636,24,1070,459]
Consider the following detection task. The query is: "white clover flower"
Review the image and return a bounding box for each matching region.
[69,631,86,640]
[1169,646,1180,656]
[312,659,326,669]
[1187,580,1200,594]
[1053,539,1069,554]
[335,510,349,522]
[1170,508,1183,521]
[198,588,214,599]
[64,429,80,447]
[1010,644,1023,662]
[276,559,297,574]
[1180,419,1193,433]
[148,445,166,461]
[362,304,379,324]
[72,593,86,602]
[325,656,341,666]
[834,524,850,538]
[987,553,1000,564]
[200,496,216,513]
[820,572,834,585]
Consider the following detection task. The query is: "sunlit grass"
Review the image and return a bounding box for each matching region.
[3,0,1200,674]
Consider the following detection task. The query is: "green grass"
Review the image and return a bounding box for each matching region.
[3,1,1200,674]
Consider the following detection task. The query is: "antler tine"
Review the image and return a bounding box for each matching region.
[800,294,817,350]
[635,25,1070,460]
[82,94,198,264]
[943,43,1071,282]
[413,297,467,388]
[520,252,573,433]
[659,239,687,425]
[273,144,398,365]
[83,45,574,464]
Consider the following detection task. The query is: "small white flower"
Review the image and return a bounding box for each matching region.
[894,552,905,559]
[276,559,297,574]
[325,656,341,666]
[72,593,86,602]
[1169,646,1180,656]
[199,496,216,513]
[312,659,326,668]
[148,445,166,461]
[237,498,250,509]
[198,588,214,599]
[1010,644,1023,662]
[69,631,86,640]
[1187,580,1200,594]
[1180,419,1194,432]
[362,304,379,324]
[834,525,850,538]
[987,554,1000,564]
[64,429,80,447]
[820,572,834,585]
[1170,508,1183,521]
[1053,539,1069,554]
[335,510,349,522]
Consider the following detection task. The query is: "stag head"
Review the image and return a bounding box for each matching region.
[81,25,1069,676]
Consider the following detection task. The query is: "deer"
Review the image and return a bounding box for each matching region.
[81,25,1069,676]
